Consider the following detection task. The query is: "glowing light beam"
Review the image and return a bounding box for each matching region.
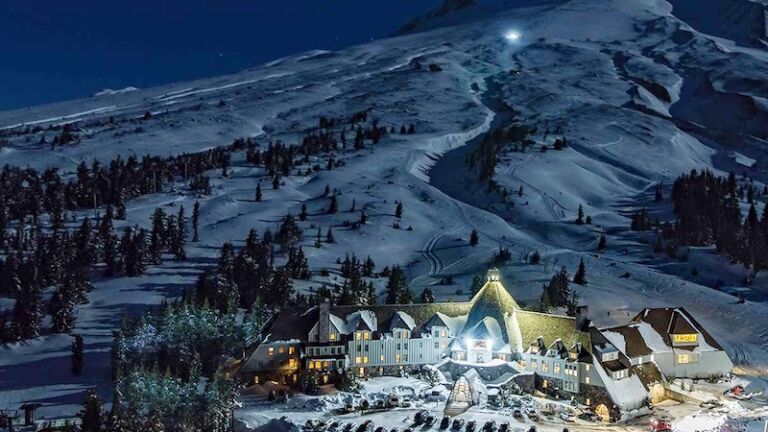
[504,31,522,42]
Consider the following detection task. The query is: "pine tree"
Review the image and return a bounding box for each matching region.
[50,287,76,333]
[314,227,322,248]
[326,227,335,243]
[327,194,338,214]
[419,288,435,303]
[299,203,308,221]
[597,234,607,251]
[255,183,263,202]
[575,204,584,224]
[174,206,186,260]
[518,186,524,197]
[470,274,484,296]
[192,200,200,242]
[385,266,408,304]
[573,258,587,286]
[72,334,85,376]
[540,267,571,310]
[469,229,479,246]
[150,208,167,264]
[79,390,103,432]
[360,210,367,224]
[395,202,403,219]
[277,214,302,249]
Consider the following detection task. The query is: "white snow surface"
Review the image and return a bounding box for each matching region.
[1,0,768,418]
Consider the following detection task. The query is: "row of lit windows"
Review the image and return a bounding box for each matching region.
[676,353,697,364]
[354,331,371,341]
[308,360,344,370]
[267,346,296,356]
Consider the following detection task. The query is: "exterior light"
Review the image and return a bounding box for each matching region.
[504,31,522,42]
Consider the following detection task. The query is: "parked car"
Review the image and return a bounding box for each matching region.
[356,421,374,432]
[440,416,451,430]
[649,418,672,432]
[559,412,575,422]
[343,424,354,432]
[526,410,540,422]
[577,412,599,422]
[414,410,429,425]
[452,418,465,430]
[498,422,510,432]
[401,397,412,408]
[483,420,497,431]
[328,422,340,431]
[466,420,477,432]
[425,415,436,427]
[700,399,722,409]
[512,409,524,420]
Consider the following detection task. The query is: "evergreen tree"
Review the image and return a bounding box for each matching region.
[72,334,85,376]
[326,227,335,243]
[540,267,571,310]
[469,229,479,246]
[314,227,322,248]
[50,287,76,333]
[79,390,103,432]
[299,203,308,221]
[573,258,587,286]
[360,210,367,224]
[150,208,167,264]
[385,266,408,304]
[395,202,403,219]
[327,194,338,214]
[597,234,607,251]
[277,214,302,249]
[174,206,186,260]
[192,200,200,242]
[575,204,584,224]
[255,183,263,202]
[419,287,435,303]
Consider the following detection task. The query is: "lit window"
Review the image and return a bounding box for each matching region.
[380,355,385,362]
[542,362,549,373]
[586,398,591,406]
[585,364,591,371]
[673,334,698,344]
[279,346,285,354]
[268,347,274,356]
[289,346,295,355]
[396,354,401,363]
[329,333,336,341]
[359,367,365,376]
[677,353,694,364]
[554,363,561,375]
[440,341,447,350]
[288,358,297,368]
[531,360,538,370]
[356,332,361,341]
[585,377,590,384]
[542,379,548,389]
[363,356,369,364]
[355,356,361,365]
[254,376,260,384]
[322,361,329,368]
[363,332,370,340]
[441,329,447,338]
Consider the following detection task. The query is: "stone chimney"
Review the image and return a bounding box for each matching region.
[318,299,330,343]
[575,306,590,331]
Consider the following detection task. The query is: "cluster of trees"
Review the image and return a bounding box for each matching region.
[539,259,587,315]
[639,170,768,271]
[465,124,533,182]
[0,201,196,342]
[105,296,259,431]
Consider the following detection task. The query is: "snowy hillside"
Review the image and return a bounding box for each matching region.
[2,0,768,418]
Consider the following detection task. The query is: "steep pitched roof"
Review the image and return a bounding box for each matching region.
[631,308,723,351]
[600,324,653,358]
[460,269,523,350]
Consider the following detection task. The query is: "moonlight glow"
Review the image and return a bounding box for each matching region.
[504,30,522,42]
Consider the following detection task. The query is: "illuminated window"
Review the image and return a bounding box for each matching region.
[322,361,329,368]
[531,360,538,370]
[586,398,591,406]
[673,334,698,344]
[585,377,590,384]
[329,332,336,341]
[519,359,527,368]
[363,332,370,340]
[554,363,561,375]
[356,332,361,341]
[677,353,695,364]
[542,362,549,373]
[380,355,385,362]
[585,364,591,371]
[441,329,447,338]
[268,347,274,356]
[288,358,297,368]
[359,367,365,376]
[395,354,401,363]
[355,356,361,365]
[279,346,285,354]
[440,341,447,350]
[289,346,295,355]
[363,356,369,364]
[542,379,548,389]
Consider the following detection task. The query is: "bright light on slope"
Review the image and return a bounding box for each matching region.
[504,31,522,42]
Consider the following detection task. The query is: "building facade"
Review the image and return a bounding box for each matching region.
[239,268,733,418]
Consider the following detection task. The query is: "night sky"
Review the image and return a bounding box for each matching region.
[1,0,443,110]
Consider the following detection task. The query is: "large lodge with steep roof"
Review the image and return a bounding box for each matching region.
[238,268,733,420]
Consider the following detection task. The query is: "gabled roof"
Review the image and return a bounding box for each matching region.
[460,268,523,350]
[600,325,653,358]
[631,308,723,350]
[390,311,416,331]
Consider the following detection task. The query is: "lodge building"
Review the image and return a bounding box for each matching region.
[239,268,733,419]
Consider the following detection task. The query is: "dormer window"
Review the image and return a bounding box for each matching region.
[329,332,337,341]
[672,334,698,345]
[355,331,370,341]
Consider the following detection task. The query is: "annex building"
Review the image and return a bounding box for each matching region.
[239,268,732,419]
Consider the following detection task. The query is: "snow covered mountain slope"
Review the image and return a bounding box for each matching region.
[2,0,768,417]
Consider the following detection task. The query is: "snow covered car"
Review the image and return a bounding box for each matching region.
[451,418,465,430]
[526,410,540,422]
[425,415,436,427]
[356,421,374,432]
[512,409,524,420]
[466,420,477,432]
[414,410,429,425]
[401,397,412,408]
[483,420,497,431]
[440,416,450,429]
[699,399,722,409]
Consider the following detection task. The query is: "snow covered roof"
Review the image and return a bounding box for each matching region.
[630,308,724,352]
[390,311,416,331]
[592,356,648,410]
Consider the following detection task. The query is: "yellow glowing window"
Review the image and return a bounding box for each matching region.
[364,332,370,340]
[677,354,694,364]
[268,347,274,356]
[279,346,285,354]
[585,377,590,384]
[355,356,361,365]
[585,364,591,371]
[554,363,561,375]
[329,333,336,341]
[288,346,295,355]
[396,354,401,363]
[322,361,329,368]
[673,334,698,344]
[542,362,549,373]
[380,355,385,362]
[288,358,297,368]
[531,360,538,370]
[363,356,369,364]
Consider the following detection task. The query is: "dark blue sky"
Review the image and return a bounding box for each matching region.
[1,0,442,110]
